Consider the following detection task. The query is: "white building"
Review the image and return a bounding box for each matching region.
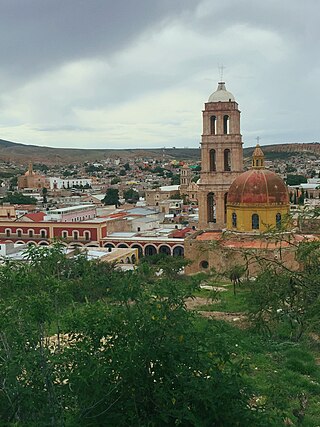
[47,177,92,190]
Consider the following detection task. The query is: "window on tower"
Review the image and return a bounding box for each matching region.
[210,115,216,135]
[223,115,230,134]
[276,213,282,228]
[210,149,216,172]
[224,149,231,171]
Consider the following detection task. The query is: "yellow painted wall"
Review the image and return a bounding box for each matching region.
[227,204,290,232]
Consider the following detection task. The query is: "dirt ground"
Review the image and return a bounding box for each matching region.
[185,296,248,328]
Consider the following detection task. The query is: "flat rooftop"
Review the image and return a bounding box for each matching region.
[47,204,95,214]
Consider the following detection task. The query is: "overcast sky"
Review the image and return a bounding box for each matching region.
[0,0,319,150]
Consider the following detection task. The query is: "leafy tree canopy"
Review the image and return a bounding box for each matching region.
[0,246,272,426]
[286,174,307,186]
[1,192,37,205]
[124,187,139,203]
[103,188,120,206]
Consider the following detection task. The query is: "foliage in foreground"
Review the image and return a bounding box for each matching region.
[0,246,271,426]
[246,239,320,341]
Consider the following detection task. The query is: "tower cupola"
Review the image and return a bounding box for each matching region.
[252,144,265,169]
[208,82,235,103]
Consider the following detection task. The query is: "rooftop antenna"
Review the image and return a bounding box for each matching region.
[218,64,226,82]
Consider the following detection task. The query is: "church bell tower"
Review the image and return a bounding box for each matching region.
[198,82,243,229]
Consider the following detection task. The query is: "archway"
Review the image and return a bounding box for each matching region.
[131,244,143,258]
[118,243,129,248]
[207,192,216,223]
[158,245,171,256]
[144,245,157,256]
[173,246,184,257]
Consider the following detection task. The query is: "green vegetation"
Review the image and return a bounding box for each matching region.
[286,174,308,186]
[171,174,180,185]
[0,247,271,426]
[123,187,139,203]
[102,188,120,207]
[1,191,37,205]
[1,240,320,426]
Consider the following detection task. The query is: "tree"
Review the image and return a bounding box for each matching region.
[103,188,120,207]
[298,188,305,205]
[227,264,246,296]
[245,233,320,341]
[123,162,131,171]
[1,192,37,205]
[111,177,121,185]
[171,174,180,185]
[124,188,139,203]
[119,169,126,176]
[286,174,307,186]
[42,187,48,204]
[0,249,271,426]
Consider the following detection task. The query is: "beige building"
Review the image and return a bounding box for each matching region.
[145,185,180,207]
[18,163,49,190]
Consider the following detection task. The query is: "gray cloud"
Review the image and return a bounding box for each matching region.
[0,0,319,149]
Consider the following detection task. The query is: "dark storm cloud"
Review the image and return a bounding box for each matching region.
[0,0,319,149]
[0,0,199,86]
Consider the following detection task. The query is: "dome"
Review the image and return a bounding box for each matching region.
[208,82,235,103]
[227,169,289,206]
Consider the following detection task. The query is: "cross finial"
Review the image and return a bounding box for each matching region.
[256,136,260,146]
[218,64,225,82]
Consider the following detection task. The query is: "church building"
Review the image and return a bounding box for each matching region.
[185,81,293,275]
[197,82,243,229]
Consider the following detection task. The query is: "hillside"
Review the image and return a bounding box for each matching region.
[0,138,319,165]
[0,139,201,164]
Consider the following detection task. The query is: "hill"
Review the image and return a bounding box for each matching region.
[0,138,319,165]
[0,139,200,164]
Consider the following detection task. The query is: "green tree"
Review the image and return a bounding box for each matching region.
[103,188,120,207]
[171,174,181,185]
[0,248,272,426]
[1,192,37,205]
[42,187,48,204]
[111,177,121,185]
[246,237,320,340]
[124,188,139,203]
[286,174,307,186]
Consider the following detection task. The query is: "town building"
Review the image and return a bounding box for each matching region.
[185,82,295,275]
[18,162,49,190]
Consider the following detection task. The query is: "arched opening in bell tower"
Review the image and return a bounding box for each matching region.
[223,115,230,134]
[210,116,216,135]
[209,149,216,172]
[224,149,231,171]
[207,192,216,223]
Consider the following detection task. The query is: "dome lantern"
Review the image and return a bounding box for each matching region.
[208,82,235,103]
[252,143,265,169]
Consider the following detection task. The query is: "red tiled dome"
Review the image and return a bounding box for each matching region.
[227,169,289,205]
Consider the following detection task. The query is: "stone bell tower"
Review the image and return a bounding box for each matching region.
[198,82,243,229]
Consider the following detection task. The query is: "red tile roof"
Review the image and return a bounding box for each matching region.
[24,212,46,222]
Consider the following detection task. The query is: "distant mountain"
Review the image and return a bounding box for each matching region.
[0,138,319,165]
[0,139,201,165]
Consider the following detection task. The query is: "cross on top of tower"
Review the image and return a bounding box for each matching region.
[218,64,225,82]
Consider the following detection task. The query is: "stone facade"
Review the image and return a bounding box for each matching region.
[198,83,243,229]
